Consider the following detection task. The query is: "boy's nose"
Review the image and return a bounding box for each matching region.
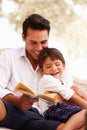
[51,65,57,71]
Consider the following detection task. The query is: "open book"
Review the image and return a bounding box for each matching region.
[14,82,57,105]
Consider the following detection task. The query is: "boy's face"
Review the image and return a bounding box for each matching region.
[42,57,65,78]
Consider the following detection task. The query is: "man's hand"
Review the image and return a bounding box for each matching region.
[3,94,38,110]
[15,95,38,110]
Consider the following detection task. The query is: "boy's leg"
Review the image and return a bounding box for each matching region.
[61,109,86,130]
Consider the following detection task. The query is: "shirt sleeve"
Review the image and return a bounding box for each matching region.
[0,51,14,98]
[38,75,74,101]
[60,67,73,88]
[58,85,74,100]
[0,87,14,98]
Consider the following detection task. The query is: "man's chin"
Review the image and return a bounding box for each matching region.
[34,55,39,60]
[34,58,39,63]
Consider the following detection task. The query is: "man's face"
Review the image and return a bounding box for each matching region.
[22,28,48,61]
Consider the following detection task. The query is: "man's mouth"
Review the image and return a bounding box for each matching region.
[32,51,40,56]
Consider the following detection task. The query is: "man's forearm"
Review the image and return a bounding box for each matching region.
[3,94,20,107]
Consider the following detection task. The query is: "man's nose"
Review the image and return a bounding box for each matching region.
[36,43,43,50]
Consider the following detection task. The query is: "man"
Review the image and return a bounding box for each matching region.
[0,13,50,110]
[0,14,86,130]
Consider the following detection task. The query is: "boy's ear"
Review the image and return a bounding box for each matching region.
[40,69,44,74]
[63,63,66,70]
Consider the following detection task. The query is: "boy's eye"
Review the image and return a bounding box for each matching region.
[55,63,60,66]
[45,66,51,68]
[44,65,51,68]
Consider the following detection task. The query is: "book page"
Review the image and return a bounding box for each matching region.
[14,82,56,104]
[14,82,36,97]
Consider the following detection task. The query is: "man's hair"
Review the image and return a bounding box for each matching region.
[38,48,65,68]
[23,14,50,37]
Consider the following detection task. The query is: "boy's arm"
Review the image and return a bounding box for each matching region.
[71,85,87,100]
[69,93,87,108]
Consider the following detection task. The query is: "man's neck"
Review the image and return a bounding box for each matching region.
[27,53,38,70]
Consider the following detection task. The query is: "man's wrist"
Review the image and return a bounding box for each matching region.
[3,94,20,107]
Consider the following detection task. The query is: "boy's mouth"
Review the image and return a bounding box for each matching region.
[51,72,59,76]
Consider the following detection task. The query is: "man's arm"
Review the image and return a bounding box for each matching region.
[3,94,37,110]
[0,99,7,121]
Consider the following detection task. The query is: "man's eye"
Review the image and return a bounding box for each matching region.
[30,41,36,44]
[41,41,47,44]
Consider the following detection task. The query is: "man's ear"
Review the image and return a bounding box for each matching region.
[22,33,25,41]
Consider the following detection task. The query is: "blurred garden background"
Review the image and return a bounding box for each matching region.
[0,0,87,80]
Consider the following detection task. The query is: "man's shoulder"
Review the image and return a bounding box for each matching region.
[1,47,24,55]
[0,47,25,61]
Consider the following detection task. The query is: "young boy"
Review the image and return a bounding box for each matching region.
[38,47,87,122]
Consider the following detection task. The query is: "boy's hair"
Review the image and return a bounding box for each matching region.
[23,13,50,37]
[39,48,65,68]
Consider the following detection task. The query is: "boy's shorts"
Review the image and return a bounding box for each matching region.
[44,102,84,122]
